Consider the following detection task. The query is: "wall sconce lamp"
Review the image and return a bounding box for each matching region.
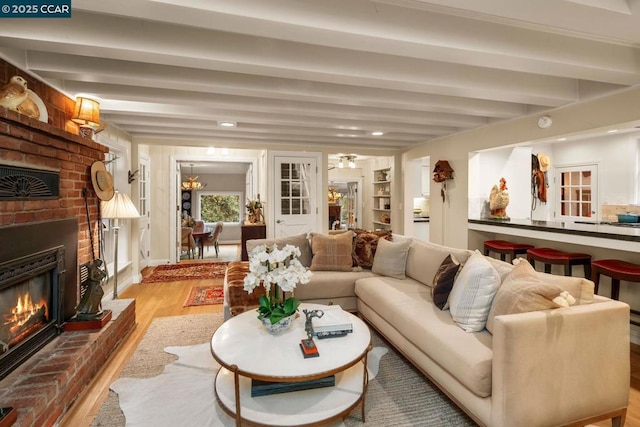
[72,97,101,139]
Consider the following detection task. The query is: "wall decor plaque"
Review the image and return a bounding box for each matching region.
[0,164,59,199]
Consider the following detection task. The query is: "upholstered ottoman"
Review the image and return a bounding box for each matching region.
[223,261,264,319]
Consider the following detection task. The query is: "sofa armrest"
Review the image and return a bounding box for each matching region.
[491,300,630,427]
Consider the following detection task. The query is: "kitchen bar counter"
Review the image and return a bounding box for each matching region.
[468,218,640,252]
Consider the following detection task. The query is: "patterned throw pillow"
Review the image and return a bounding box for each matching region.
[310,231,354,271]
[351,229,392,269]
[448,250,501,332]
[431,254,461,310]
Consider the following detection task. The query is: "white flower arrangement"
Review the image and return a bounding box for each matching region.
[243,244,313,324]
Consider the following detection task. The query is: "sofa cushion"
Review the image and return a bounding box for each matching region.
[486,259,575,334]
[245,233,312,267]
[534,271,594,305]
[405,239,473,287]
[293,270,376,300]
[448,250,501,332]
[352,229,392,269]
[371,237,411,279]
[355,276,493,397]
[431,254,461,310]
[310,231,354,271]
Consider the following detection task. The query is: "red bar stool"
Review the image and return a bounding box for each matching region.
[591,259,640,300]
[483,240,534,263]
[526,248,591,278]
[592,259,640,326]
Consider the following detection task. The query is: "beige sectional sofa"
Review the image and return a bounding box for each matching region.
[230,233,630,427]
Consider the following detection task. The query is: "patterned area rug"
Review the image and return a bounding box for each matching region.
[141,262,228,283]
[183,286,224,307]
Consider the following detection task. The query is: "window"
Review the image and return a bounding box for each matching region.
[556,165,598,221]
[198,192,242,223]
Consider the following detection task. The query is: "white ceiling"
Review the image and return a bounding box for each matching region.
[2,0,640,152]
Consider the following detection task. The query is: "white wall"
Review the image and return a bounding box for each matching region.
[404,84,640,248]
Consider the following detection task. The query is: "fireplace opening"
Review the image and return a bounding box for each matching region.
[0,246,64,380]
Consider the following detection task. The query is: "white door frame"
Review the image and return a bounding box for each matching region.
[168,155,259,263]
[138,153,151,270]
[267,151,323,238]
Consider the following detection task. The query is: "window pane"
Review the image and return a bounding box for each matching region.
[281,163,290,179]
[292,199,300,214]
[570,172,580,185]
[301,199,310,214]
[200,194,241,222]
[281,181,290,197]
[281,199,290,215]
[292,182,300,197]
[291,164,300,179]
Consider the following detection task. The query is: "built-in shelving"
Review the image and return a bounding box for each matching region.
[372,168,392,229]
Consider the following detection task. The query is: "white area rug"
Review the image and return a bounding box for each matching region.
[111,343,388,427]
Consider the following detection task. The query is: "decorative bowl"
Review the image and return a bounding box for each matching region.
[617,213,639,223]
[261,313,296,335]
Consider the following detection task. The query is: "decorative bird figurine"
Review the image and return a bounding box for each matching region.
[489,177,510,219]
[0,76,29,111]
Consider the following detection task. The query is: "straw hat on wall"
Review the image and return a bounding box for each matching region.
[90,161,115,201]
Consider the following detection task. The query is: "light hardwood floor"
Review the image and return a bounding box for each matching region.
[60,265,640,427]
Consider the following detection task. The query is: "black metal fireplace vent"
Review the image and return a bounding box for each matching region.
[0,164,59,200]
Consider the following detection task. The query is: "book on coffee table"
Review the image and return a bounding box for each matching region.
[251,375,335,397]
[312,306,353,334]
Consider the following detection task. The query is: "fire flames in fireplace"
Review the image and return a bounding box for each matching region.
[2,292,48,353]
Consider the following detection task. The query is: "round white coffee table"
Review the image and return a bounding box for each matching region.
[210,303,372,426]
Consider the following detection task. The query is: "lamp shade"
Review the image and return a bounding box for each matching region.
[101,191,140,219]
[71,97,101,128]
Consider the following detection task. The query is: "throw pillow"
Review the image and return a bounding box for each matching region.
[352,229,392,269]
[310,231,354,271]
[371,237,412,279]
[245,234,313,267]
[448,250,501,332]
[431,254,461,310]
[486,259,576,334]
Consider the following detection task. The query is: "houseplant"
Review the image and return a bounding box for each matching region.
[243,243,313,333]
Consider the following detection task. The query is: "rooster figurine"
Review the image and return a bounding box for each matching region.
[489,177,509,219]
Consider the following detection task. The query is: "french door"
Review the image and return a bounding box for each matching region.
[274,156,318,237]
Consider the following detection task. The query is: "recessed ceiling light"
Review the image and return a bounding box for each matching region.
[219,121,236,127]
[607,129,618,133]
[558,137,567,141]
[371,131,384,136]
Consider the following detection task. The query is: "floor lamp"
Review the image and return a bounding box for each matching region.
[101,190,140,299]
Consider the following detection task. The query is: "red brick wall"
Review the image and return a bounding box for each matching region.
[0,58,81,134]
[0,106,109,266]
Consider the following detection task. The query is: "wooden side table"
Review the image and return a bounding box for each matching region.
[241,223,266,261]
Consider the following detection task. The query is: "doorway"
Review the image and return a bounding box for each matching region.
[328,179,362,230]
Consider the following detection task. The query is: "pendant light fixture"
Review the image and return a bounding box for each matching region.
[181,164,207,190]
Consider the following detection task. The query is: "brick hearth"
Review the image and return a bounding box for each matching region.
[0,299,135,426]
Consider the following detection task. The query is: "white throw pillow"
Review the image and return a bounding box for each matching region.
[448,250,501,332]
[371,237,412,279]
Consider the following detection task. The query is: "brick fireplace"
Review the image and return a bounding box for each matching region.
[0,60,136,426]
